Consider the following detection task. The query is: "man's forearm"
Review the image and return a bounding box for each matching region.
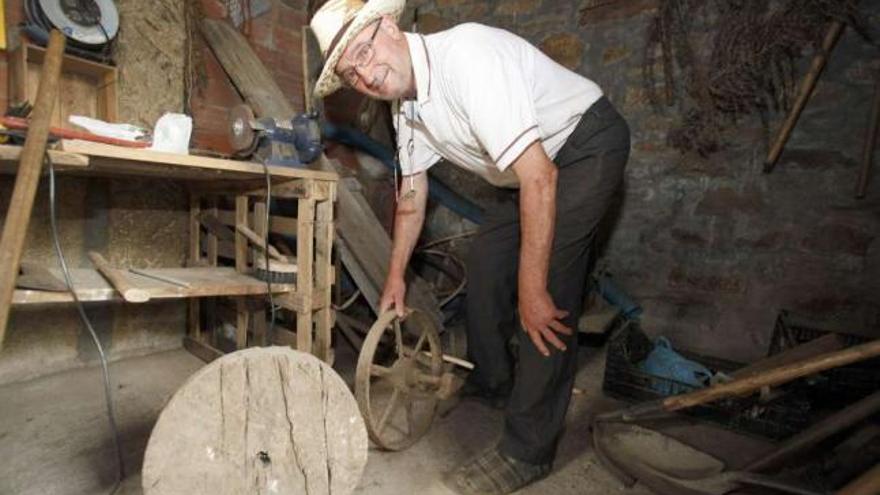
[388,172,429,280]
[518,168,557,296]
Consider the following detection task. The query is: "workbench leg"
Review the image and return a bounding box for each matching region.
[297,197,316,355]
[188,194,202,342]
[253,200,269,346]
[314,190,334,363]
[207,196,219,265]
[205,197,220,347]
[235,297,249,350]
[234,195,249,273]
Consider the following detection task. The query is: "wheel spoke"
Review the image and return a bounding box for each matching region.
[412,330,429,355]
[393,321,404,358]
[377,388,400,434]
[370,365,392,378]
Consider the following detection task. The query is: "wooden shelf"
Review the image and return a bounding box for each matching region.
[12,267,294,305]
[0,140,339,182]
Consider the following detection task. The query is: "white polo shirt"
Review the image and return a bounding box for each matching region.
[394,23,603,188]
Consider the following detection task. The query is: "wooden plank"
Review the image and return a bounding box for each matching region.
[0,31,66,349]
[141,347,368,495]
[183,335,224,363]
[296,198,316,355]
[12,267,295,305]
[314,191,335,362]
[0,144,90,171]
[317,157,443,326]
[58,140,338,181]
[235,195,248,273]
[216,209,297,237]
[89,251,152,303]
[200,18,295,119]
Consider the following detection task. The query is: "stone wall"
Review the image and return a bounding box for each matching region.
[401,0,880,361]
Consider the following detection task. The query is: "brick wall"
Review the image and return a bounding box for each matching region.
[191,0,308,154]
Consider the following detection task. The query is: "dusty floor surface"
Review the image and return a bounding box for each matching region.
[0,343,770,495]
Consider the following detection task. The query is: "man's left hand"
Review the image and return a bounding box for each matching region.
[519,290,572,357]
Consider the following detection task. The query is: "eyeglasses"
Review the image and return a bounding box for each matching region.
[340,20,382,87]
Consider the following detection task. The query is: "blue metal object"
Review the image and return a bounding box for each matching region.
[321,121,485,224]
[254,113,323,168]
[594,272,643,319]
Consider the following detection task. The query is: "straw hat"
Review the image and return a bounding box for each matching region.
[310,0,405,98]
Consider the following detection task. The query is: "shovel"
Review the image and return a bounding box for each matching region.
[592,421,827,495]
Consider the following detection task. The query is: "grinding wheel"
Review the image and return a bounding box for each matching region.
[228,104,258,154]
[142,347,368,495]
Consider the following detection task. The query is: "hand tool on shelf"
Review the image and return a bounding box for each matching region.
[88,251,150,303]
[0,115,149,148]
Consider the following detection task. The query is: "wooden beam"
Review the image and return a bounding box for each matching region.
[0,30,66,349]
[200,18,296,119]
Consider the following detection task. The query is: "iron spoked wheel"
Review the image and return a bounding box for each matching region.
[355,309,443,451]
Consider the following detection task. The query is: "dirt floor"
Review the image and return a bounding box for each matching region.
[0,341,772,495]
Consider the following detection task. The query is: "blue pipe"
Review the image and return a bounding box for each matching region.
[321,121,484,224]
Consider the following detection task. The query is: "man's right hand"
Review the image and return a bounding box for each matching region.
[379,275,407,316]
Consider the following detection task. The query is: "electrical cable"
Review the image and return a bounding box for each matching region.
[332,288,361,311]
[46,151,124,494]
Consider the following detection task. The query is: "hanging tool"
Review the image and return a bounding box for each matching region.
[856,69,880,198]
[764,21,845,173]
[88,251,150,303]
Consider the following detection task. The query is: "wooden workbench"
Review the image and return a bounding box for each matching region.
[0,140,338,363]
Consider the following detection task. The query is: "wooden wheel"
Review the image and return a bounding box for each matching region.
[355,309,444,451]
[142,347,367,495]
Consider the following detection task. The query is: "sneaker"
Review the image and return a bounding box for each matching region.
[444,448,551,495]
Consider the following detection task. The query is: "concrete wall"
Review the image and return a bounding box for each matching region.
[399,0,880,362]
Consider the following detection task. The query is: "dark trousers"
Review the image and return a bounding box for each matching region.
[465,96,630,464]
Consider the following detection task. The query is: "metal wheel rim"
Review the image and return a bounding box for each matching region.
[355,309,443,451]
